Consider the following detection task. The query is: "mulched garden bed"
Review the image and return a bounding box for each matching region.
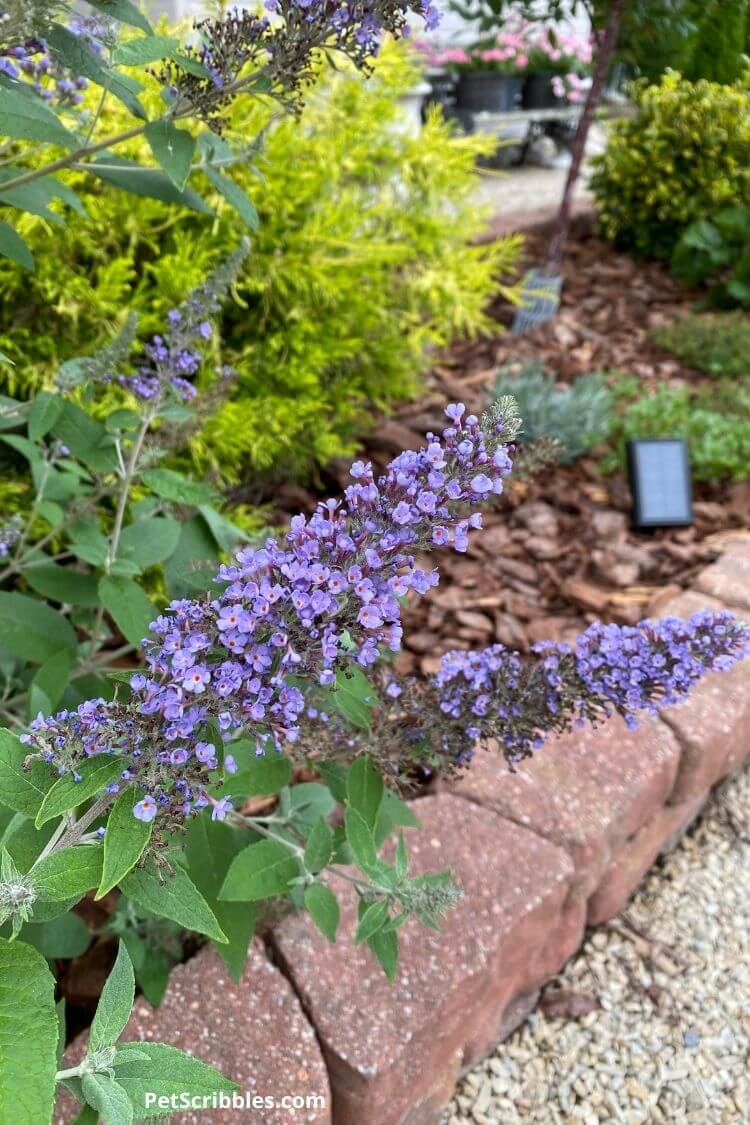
[58,228,748,1040]
[273,227,748,677]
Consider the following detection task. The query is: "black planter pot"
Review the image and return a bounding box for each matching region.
[454,71,523,113]
[522,72,565,110]
[422,70,457,122]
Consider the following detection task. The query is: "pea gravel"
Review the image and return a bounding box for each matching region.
[446,768,750,1124]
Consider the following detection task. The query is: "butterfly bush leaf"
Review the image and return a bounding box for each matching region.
[112,1042,236,1119]
[35,755,122,826]
[32,846,104,901]
[81,1073,133,1125]
[218,839,299,903]
[89,941,135,1051]
[98,787,153,899]
[121,859,228,943]
[304,883,340,942]
[145,121,196,191]
[0,938,58,1124]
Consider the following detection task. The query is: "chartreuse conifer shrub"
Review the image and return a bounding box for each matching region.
[0,37,520,486]
[590,72,750,259]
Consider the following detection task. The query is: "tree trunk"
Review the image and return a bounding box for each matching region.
[546,0,628,271]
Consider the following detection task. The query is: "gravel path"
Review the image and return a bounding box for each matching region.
[447,768,750,1124]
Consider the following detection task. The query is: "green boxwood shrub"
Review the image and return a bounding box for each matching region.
[590,72,750,260]
[0,42,520,486]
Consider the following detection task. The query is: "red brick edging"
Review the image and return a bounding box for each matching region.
[57,533,750,1124]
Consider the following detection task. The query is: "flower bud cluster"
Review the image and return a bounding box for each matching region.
[160,0,440,129]
[433,612,750,763]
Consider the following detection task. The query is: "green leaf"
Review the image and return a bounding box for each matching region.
[28,392,64,441]
[184,816,256,982]
[303,883,339,942]
[2,815,55,872]
[344,806,379,876]
[145,120,196,191]
[25,563,100,607]
[374,789,420,847]
[28,648,73,719]
[118,517,181,571]
[98,576,156,647]
[121,858,228,943]
[52,402,118,473]
[225,747,291,798]
[81,1073,133,1125]
[0,938,58,1124]
[0,169,79,223]
[87,155,212,213]
[354,899,389,945]
[133,947,170,1008]
[218,839,299,903]
[113,36,180,66]
[366,925,399,981]
[36,755,123,827]
[140,468,216,506]
[331,668,378,732]
[0,591,77,663]
[288,783,336,834]
[71,1106,98,1125]
[0,220,34,271]
[346,755,383,832]
[164,516,219,598]
[303,817,333,873]
[32,846,104,901]
[0,85,78,147]
[204,166,259,231]
[22,913,91,959]
[197,504,245,554]
[46,25,146,120]
[315,761,348,804]
[112,1042,236,1119]
[90,941,135,1051]
[98,787,153,898]
[0,729,53,817]
[86,0,153,34]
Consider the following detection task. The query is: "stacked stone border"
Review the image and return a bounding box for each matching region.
[56,532,750,1125]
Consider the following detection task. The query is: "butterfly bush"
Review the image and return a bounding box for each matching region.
[158,0,441,129]
[21,402,517,825]
[432,614,750,762]
[295,611,750,779]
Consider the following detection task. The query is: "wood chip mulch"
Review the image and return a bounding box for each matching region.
[271,230,749,675]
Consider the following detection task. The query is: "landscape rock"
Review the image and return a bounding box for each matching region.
[656,591,750,803]
[270,795,575,1125]
[453,716,681,901]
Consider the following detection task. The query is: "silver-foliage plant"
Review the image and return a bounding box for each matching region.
[494,360,614,464]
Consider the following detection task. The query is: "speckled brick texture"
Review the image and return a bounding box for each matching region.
[587,793,708,925]
[656,590,750,803]
[55,944,331,1125]
[452,715,681,901]
[270,794,576,1125]
[694,534,750,612]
